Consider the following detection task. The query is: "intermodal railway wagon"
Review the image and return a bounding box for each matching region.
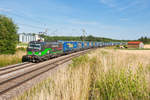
[22,41,124,62]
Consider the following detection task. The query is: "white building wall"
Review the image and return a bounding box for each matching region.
[139,43,144,48]
[19,34,22,42]
[19,33,44,43]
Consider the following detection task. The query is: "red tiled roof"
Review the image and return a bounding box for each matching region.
[128,41,142,45]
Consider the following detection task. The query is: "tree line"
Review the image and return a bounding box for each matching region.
[39,34,126,42]
[138,36,150,44]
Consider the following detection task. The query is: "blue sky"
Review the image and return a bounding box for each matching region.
[0,0,150,40]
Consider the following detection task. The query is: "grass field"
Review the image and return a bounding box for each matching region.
[14,48,150,100]
[0,50,26,67]
[144,44,150,48]
[91,49,150,100]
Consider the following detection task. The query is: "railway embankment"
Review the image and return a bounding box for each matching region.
[12,48,150,100]
[0,49,92,100]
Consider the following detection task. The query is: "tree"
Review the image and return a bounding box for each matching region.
[144,36,148,43]
[80,36,84,41]
[86,35,95,41]
[0,15,18,54]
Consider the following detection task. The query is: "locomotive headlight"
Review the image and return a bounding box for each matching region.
[39,52,41,55]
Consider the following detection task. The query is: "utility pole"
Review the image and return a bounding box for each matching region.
[44,28,48,35]
[82,29,87,41]
[51,29,58,36]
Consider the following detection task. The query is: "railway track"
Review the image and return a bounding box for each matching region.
[0,49,92,99]
[0,63,35,76]
[0,62,29,71]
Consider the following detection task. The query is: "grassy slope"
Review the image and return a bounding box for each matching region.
[14,49,150,100]
[0,50,26,67]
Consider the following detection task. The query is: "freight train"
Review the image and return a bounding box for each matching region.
[22,41,124,62]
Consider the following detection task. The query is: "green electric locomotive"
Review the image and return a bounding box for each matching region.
[22,41,63,62]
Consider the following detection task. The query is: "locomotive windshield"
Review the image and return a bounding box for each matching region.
[28,43,41,50]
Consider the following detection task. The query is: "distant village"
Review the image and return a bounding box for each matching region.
[19,33,44,43]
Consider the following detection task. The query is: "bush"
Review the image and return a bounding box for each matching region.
[71,55,89,68]
[16,47,27,51]
[116,45,120,48]
[123,45,127,48]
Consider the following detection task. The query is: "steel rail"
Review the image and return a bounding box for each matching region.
[0,63,36,76]
[0,62,29,71]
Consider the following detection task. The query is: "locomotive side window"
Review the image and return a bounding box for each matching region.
[78,42,82,48]
[51,44,59,48]
[58,43,63,48]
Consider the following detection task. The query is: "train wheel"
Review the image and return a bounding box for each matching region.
[22,56,27,62]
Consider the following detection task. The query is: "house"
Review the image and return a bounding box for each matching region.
[127,41,144,48]
[19,33,44,43]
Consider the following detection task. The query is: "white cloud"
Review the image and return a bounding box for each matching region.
[99,0,116,7]
[0,8,12,12]
[120,18,129,21]
[118,0,143,11]
[99,0,149,11]
[68,19,98,25]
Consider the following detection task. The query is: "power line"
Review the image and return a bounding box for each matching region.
[3,10,44,25]
[1,9,61,36]
[16,22,46,30]
[1,10,49,31]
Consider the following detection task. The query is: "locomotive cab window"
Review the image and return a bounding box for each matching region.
[28,43,41,50]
